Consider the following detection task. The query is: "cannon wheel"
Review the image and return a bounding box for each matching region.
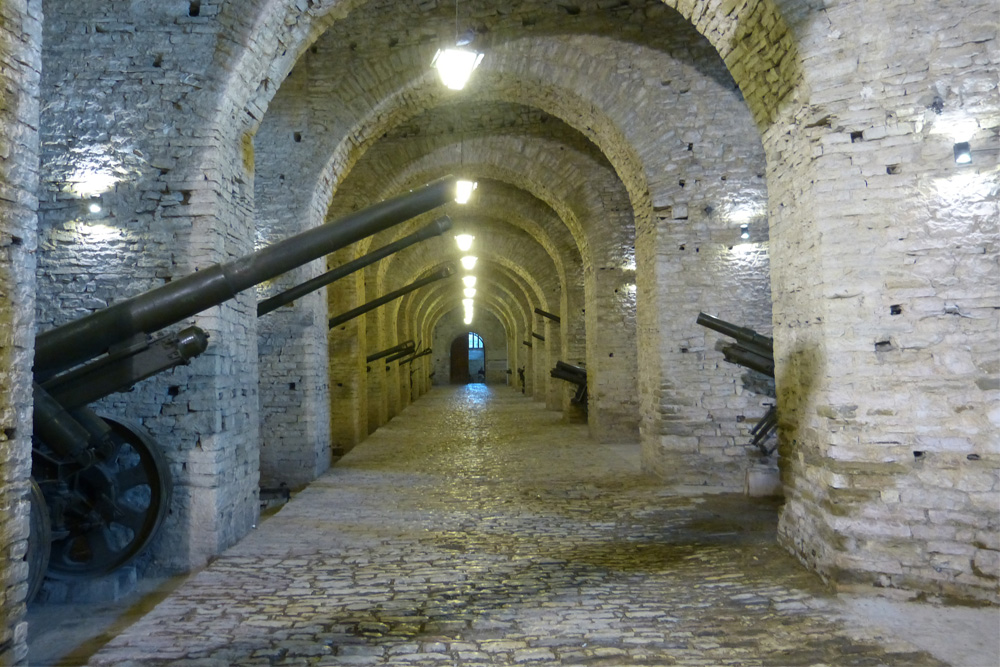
[45,417,172,579]
[27,477,52,602]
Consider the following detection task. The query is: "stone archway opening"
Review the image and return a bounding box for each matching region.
[450,332,487,384]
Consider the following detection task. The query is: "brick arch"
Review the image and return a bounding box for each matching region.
[376,221,560,313]
[418,278,529,344]
[224,0,798,150]
[402,261,541,336]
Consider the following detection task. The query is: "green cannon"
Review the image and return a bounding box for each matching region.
[28,177,459,598]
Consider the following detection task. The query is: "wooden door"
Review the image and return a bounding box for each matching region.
[449,335,469,383]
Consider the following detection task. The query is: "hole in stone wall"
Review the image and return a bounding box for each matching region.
[609,353,614,357]
[11,236,22,245]
[687,143,694,151]
[153,54,163,68]
[913,450,925,459]
[168,386,180,396]
[388,37,399,47]
[680,347,688,353]
[850,131,864,142]
[679,244,685,250]
[558,4,581,15]
[967,453,980,461]
[289,382,296,390]
[189,1,200,17]
[890,304,902,315]
[875,340,893,352]
[293,132,302,143]
[310,46,319,54]
[886,164,901,175]
[679,179,685,188]
[3,428,15,440]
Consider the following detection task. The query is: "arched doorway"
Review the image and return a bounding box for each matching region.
[450,332,485,384]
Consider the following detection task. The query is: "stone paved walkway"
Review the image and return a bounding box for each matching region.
[87,385,953,666]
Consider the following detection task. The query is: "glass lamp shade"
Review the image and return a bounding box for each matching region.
[455,180,478,204]
[432,48,484,91]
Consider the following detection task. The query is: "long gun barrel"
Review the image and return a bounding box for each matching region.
[534,308,561,323]
[400,348,432,365]
[257,217,453,317]
[35,176,458,376]
[695,312,773,359]
[367,340,415,363]
[328,266,454,329]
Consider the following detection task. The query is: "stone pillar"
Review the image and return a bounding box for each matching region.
[0,0,40,661]
[329,266,367,456]
[769,0,999,601]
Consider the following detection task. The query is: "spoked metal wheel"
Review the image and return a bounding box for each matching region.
[45,417,172,579]
[27,477,52,602]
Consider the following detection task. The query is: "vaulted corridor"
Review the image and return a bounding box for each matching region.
[31,386,993,666]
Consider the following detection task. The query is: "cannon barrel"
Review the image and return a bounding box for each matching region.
[400,348,432,365]
[696,312,773,358]
[35,176,458,376]
[721,343,774,378]
[328,266,454,329]
[367,340,415,363]
[534,307,561,323]
[257,216,452,317]
[555,360,587,377]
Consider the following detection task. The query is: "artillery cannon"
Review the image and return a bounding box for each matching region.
[550,360,588,411]
[696,312,777,454]
[27,176,460,598]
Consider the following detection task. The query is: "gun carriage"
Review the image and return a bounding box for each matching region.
[27,177,459,599]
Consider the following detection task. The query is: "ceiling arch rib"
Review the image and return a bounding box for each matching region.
[415,269,533,340]
[406,262,536,336]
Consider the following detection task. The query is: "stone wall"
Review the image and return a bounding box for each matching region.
[0,1,40,660]
[34,0,263,577]
[768,0,1000,602]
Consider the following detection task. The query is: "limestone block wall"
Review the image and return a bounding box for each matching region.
[253,55,338,486]
[0,1,40,661]
[34,0,262,574]
[766,0,1000,601]
[328,251,368,456]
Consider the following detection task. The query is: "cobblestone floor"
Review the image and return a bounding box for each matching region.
[83,386,972,666]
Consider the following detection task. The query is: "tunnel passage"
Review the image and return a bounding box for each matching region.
[75,386,955,667]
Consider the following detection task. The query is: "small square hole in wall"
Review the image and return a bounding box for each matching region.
[289,382,296,390]
[890,304,902,315]
[850,131,864,142]
[168,386,180,397]
[189,1,201,17]
[886,164,901,175]
[293,132,302,143]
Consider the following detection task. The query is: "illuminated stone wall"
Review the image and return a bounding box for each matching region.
[0,1,40,659]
